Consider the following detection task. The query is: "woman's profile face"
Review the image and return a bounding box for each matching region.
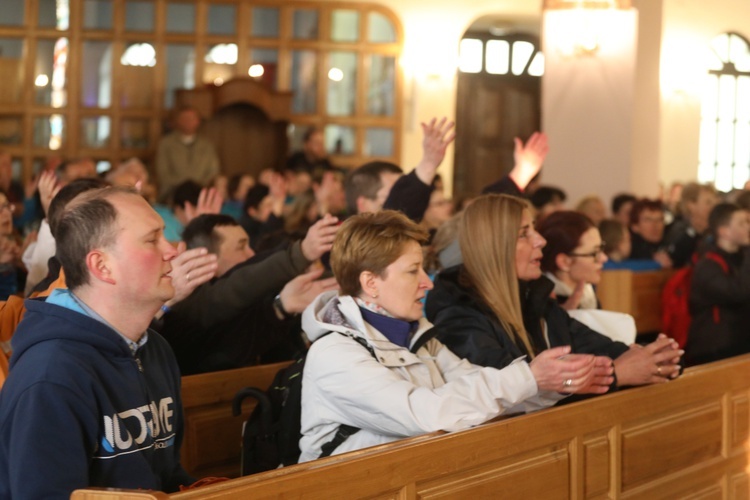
[366,240,433,321]
[515,209,546,281]
[566,227,608,285]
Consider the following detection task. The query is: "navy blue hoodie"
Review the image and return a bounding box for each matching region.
[0,291,193,499]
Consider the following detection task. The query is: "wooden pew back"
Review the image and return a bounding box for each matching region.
[72,354,750,499]
[180,361,291,478]
[598,268,674,334]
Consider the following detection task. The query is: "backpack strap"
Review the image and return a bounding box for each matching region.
[314,331,377,459]
[410,327,440,354]
[704,251,730,324]
[318,424,361,458]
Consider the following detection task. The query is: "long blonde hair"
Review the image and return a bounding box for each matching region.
[459,194,536,357]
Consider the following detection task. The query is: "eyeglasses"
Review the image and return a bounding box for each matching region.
[0,203,13,213]
[567,243,606,260]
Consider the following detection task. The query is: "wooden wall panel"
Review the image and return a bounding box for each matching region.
[582,432,610,498]
[417,447,569,500]
[621,404,723,491]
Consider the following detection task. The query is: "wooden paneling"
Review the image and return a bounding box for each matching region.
[72,355,750,499]
[180,361,291,478]
[598,269,674,334]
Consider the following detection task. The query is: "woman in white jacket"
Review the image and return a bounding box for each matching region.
[298,210,614,463]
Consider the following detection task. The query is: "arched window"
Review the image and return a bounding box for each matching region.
[699,33,750,191]
[458,35,544,77]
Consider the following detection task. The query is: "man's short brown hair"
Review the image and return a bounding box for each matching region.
[56,186,136,290]
[331,210,428,296]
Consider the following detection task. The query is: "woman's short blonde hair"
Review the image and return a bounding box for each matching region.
[331,210,429,296]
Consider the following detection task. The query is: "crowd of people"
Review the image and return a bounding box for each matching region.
[0,108,747,497]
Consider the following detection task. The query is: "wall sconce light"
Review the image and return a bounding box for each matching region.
[543,0,633,58]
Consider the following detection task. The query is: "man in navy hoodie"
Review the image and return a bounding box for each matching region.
[0,186,194,498]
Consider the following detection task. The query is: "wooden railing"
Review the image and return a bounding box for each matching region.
[597,269,674,334]
[72,354,750,499]
[180,361,291,478]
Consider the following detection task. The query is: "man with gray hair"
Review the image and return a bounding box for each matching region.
[0,187,194,498]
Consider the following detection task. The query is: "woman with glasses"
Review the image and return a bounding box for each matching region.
[425,194,682,391]
[536,211,607,311]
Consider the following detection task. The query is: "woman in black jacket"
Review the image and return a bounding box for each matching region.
[425,194,682,390]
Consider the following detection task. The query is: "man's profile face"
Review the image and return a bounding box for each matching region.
[215,224,255,277]
[107,194,178,305]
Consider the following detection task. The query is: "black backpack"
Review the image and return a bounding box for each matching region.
[232,329,438,476]
[232,333,371,476]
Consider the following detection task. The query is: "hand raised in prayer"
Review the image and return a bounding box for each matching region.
[279,267,339,314]
[508,132,549,191]
[415,117,456,186]
[300,214,340,262]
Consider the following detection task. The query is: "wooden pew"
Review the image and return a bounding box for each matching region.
[180,361,291,478]
[597,268,674,334]
[72,354,750,499]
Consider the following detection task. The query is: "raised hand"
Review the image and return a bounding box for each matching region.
[38,170,61,217]
[300,214,340,261]
[167,242,219,305]
[279,267,339,314]
[415,117,456,185]
[184,187,223,223]
[508,132,549,191]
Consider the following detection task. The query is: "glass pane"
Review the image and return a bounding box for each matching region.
[125,1,154,32]
[120,43,155,108]
[33,115,65,150]
[327,52,356,116]
[249,48,278,89]
[325,125,354,155]
[715,163,732,192]
[166,3,194,33]
[83,0,113,30]
[207,4,235,36]
[80,116,110,148]
[203,44,237,86]
[734,122,750,173]
[701,74,719,119]
[512,41,535,76]
[527,52,545,76]
[287,124,306,151]
[697,161,714,185]
[728,34,748,65]
[10,157,21,180]
[0,0,24,26]
[710,34,730,63]
[251,7,279,38]
[698,119,716,165]
[331,10,359,43]
[486,40,510,75]
[81,41,112,107]
[718,74,736,120]
[38,0,69,29]
[165,44,195,108]
[716,120,733,165]
[368,55,394,116]
[35,38,69,107]
[121,119,150,149]
[737,76,750,121]
[291,50,317,114]
[293,9,318,40]
[368,12,396,43]
[459,39,482,73]
[0,116,22,145]
[0,39,24,104]
[365,128,394,157]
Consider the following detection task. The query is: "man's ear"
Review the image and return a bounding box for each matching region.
[359,270,379,298]
[86,249,116,285]
[356,196,369,215]
[555,252,571,273]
